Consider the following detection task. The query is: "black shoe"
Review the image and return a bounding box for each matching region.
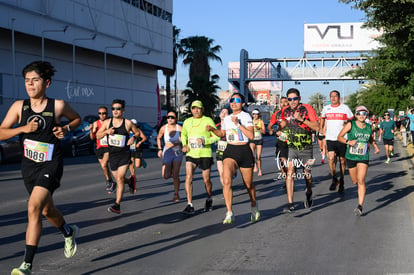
[338,178,345,193]
[354,205,363,216]
[182,204,195,215]
[304,191,313,208]
[329,177,338,191]
[283,203,295,213]
[204,198,213,212]
[108,203,120,214]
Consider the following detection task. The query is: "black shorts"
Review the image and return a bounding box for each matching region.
[109,150,131,171]
[186,156,213,170]
[326,140,347,158]
[346,159,369,169]
[216,150,224,161]
[275,140,288,159]
[22,160,64,194]
[223,143,255,168]
[131,148,143,159]
[96,147,109,159]
[249,139,263,146]
[383,138,394,146]
[317,132,325,141]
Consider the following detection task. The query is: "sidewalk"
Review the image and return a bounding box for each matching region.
[395,130,414,169]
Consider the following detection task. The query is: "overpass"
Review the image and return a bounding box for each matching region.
[228,49,368,102]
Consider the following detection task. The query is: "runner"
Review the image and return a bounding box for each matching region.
[128,118,147,193]
[207,93,260,224]
[250,109,265,176]
[379,111,397,164]
[337,105,380,215]
[0,61,80,274]
[157,111,183,202]
[320,90,353,193]
[279,88,320,213]
[181,100,219,214]
[90,106,116,193]
[96,99,142,214]
[215,108,230,186]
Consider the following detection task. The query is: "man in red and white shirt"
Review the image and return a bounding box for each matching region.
[320,90,353,193]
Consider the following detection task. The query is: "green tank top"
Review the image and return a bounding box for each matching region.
[345,121,372,161]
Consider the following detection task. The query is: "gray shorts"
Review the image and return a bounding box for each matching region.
[287,147,315,172]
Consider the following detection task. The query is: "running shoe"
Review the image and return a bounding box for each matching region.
[173,193,180,202]
[321,158,325,164]
[329,177,338,191]
[107,181,116,194]
[128,175,136,194]
[283,203,295,213]
[11,261,32,275]
[141,159,147,168]
[105,180,112,191]
[385,158,391,164]
[204,198,213,212]
[338,177,345,193]
[390,151,394,157]
[182,204,195,215]
[304,191,313,208]
[222,211,235,224]
[354,205,363,216]
[108,204,121,214]
[64,225,79,258]
[250,206,261,222]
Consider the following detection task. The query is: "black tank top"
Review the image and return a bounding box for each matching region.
[19,98,62,166]
[108,118,129,154]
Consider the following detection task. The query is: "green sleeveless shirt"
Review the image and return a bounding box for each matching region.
[345,121,372,161]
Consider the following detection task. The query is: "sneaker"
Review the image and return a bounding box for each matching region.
[321,158,325,164]
[182,204,195,215]
[173,193,180,202]
[11,261,32,275]
[304,192,313,208]
[64,225,79,258]
[204,198,213,212]
[141,159,147,168]
[222,211,235,224]
[329,177,338,191]
[251,206,261,222]
[390,151,394,157]
[385,158,391,164]
[338,178,345,193]
[354,205,363,216]
[105,180,112,191]
[283,203,295,213]
[107,181,116,194]
[128,175,136,194]
[108,204,121,214]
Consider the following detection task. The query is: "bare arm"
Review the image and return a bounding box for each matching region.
[0,101,38,140]
[53,99,81,139]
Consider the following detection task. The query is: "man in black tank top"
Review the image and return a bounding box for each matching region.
[96,99,144,214]
[0,61,82,274]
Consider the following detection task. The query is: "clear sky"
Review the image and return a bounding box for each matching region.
[162,0,367,103]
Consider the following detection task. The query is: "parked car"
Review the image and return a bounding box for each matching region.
[60,121,95,157]
[0,136,22,164]
[136,122,157,151]
[83,115,99,124]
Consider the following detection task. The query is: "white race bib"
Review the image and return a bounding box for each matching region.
[108,134,126,147]
[23,138,54,163]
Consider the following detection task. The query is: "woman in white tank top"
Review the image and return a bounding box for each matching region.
[156,111,183,201]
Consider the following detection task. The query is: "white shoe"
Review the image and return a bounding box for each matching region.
[222,211,234,224]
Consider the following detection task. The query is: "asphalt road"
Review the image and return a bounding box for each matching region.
[1,136,414,274]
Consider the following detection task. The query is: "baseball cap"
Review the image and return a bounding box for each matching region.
[252,110,260,114]
[191,100,203,108]
[130,119,137,124]
[355,105,368,113]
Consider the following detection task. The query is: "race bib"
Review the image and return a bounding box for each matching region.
[23,138,54,163]
[99,137,108,146]
[278,132,287,142]
[349,142,368,156]
[217,140,228,152]
[254,130,262,140]
[108,134,126,147]
[188,137,204,149]
[226,129,243,143]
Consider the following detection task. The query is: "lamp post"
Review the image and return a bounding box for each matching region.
[41,26,68,61]
[104,42,126,104]
[72,34,96,82]
[131,50,151,117]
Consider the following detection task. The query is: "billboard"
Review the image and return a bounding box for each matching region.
[304,22,383,53]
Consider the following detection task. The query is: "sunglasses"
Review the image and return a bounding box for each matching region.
[112,107,122,111]
[229,97,242,103]
[98,112,107,115]
[356,111,368,116]
[167,116,176,119]
[287,96,300,101]
[384,114,390,116]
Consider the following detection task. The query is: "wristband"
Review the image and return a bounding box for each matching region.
[158,148,162,151]
[65,124,71,132]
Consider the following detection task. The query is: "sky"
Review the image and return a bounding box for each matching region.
[162,0,367,103]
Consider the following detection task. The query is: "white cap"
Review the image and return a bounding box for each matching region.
[130,119,137,124]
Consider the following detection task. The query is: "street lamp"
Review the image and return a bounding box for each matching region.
[104,42,127,103]
[41,25,68,61]
[131,50,151,117]
[72,34,96,82]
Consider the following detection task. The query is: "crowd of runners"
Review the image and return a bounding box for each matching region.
[1,61,412,275]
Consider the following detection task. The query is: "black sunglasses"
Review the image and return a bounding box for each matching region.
[166,116,176,119]
[112,107,122,111]
[356,111,368,116]
[98,112,107,115]
[384,114,390,116]
[287,96,300,101]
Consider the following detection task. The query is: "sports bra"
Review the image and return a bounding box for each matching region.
[164,124,180,144]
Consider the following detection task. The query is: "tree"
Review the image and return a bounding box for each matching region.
[179,36,223,117]
[340,0,414,112]
[307,92,326,114]
[162,26,181,111]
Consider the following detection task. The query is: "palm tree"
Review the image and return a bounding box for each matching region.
[163,26,181,111]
